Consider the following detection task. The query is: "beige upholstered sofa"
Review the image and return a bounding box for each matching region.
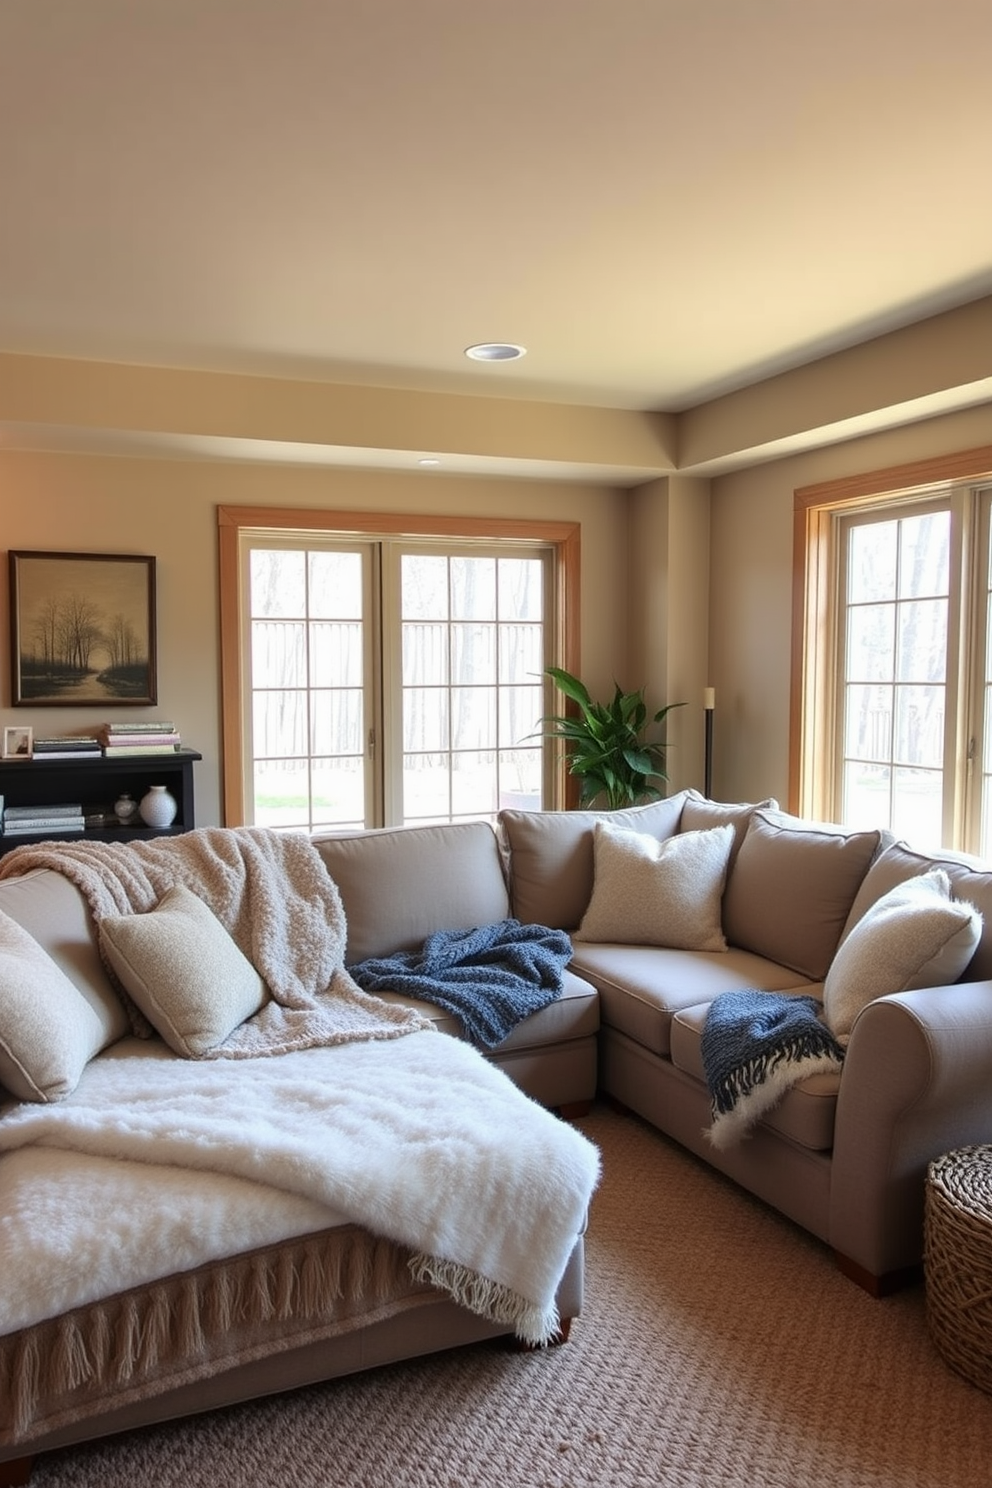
[498,792,992,1295]
[0,822,597,1484]
[4,794,992,1480]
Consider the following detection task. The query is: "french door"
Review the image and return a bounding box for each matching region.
[243,537,552,830]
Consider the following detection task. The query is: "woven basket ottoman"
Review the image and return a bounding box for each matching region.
[925,1145,992,1394]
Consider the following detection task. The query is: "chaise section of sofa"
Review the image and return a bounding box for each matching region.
[0,824,596,1482]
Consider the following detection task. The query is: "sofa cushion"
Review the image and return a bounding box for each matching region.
[678,792,779,868]
[670,999,839,1151]
[0,908,109,1102]
[0,867,129,1049]
[313,822,511,962]
[823,868,982,1037]
[722,810,882,980]
[574,821,733,950]
[498,794,689,929]
[376,966,600,1052]
[569,941,812,1056]
[842,840,992,982]
[99,885,269,1058]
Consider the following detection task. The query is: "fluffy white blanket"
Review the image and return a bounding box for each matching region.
[0,1033,600,1346]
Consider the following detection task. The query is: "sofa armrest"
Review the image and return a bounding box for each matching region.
[829,981,992,1281]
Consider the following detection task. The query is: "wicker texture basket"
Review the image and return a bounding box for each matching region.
[925,1145,992,1394]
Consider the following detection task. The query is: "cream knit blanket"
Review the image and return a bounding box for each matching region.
[0,828,429,1056]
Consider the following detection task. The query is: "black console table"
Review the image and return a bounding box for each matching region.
[0,749,202,855]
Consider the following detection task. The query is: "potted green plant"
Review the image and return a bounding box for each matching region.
[536,666,683,809]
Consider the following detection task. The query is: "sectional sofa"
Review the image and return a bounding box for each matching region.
[2,791,992,1481]
[497,791,992,1294]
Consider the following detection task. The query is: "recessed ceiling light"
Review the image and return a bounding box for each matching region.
[418,457,441,467]
[464,342,527,362]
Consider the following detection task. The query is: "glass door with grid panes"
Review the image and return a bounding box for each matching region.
[388,548,546,824]
[248,544,372,831]
[838,502,951,849]
[244,538,550,830]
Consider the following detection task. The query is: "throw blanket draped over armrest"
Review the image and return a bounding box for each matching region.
[348,918,573,1047]
[701,990,845,1151]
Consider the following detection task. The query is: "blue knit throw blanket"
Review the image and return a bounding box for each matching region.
[348,918,573,1048]
[700,990,845,1150]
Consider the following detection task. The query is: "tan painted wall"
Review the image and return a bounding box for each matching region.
[5,344,992,826]
[628,478,710,796]
[709,402,992,808]
[0,452,628,825]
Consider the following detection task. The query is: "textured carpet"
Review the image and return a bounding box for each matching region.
[28,1102,992,1487]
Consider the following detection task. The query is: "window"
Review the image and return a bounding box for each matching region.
[393,548,548,826]
[793,447,992,856]
[837,500,951,846]
[248,543,371,831]
[218,507,580,829]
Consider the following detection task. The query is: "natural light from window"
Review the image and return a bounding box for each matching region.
[840,507,949,848]
[245,542,548,831]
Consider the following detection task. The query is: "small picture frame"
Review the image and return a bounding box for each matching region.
[3,726,33,760]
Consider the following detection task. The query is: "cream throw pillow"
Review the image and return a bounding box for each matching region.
[99,885,269,1058]
[823,868,982,1038]
[574,821,734,950]
[0,908,108,1102]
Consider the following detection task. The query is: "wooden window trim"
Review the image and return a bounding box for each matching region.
[791,445,992,817]
[217,505,581,826]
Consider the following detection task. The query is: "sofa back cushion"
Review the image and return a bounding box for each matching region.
[842,840,992,983]
[498,794,688,929]
[0,867,129,1049]
[678,792,779,868]
[722,809,883,980]
[0,907,111,1102]
[313,821,510,962]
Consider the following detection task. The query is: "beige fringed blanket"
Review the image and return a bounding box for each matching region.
[0,827,429,1055]
[0,1221,426,1446]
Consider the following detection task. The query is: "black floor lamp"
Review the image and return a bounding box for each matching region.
[704,688,715,799]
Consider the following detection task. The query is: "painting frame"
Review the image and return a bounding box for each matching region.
[2,725,33,759]
[9,551,158,707]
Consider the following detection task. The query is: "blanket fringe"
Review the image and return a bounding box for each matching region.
[705,1051,843,1151]
[408,1252,557,1348]
[0,1226,421,1445]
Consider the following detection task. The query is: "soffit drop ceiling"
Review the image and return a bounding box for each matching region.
[1,0,991,477]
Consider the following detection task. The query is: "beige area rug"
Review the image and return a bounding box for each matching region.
[30,1103,992,1488]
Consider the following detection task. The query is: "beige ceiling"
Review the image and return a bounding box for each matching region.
[1,0,991,463]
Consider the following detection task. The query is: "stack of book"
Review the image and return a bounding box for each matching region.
[2,802,86,837]
[31,735,102,760]
[98,721,182,756]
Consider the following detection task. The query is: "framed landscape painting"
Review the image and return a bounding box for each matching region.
[9,551,157,707]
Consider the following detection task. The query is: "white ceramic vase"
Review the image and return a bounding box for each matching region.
[139,784,178,828]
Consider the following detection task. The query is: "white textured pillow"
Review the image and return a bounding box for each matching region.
[0,908,108,1102]
[574,821,734,950]
[99,885,269,1058]
[823,869,982,1037]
